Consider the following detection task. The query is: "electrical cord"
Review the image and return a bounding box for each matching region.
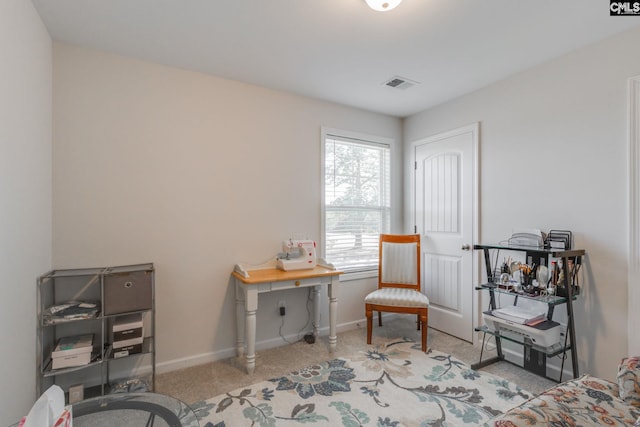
[278,288,314,344]
[484,335,497,352]
[278,315,296,344]
[295,288,314,337]
[483,295,498,351]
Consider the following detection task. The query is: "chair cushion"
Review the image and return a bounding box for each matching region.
[365,288,429,308]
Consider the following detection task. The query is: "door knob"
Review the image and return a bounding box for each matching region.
[461,244,471,251]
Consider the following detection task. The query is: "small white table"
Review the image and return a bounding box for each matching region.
[232,266,342,374]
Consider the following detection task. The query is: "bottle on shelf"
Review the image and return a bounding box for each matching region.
[548,261,558,295]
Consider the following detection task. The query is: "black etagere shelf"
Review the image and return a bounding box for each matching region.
[471,243,585,383]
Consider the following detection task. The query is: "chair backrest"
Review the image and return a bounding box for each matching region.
[378,234,421,291]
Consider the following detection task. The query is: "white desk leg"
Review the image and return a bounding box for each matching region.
[328,281,338,352]
[235,282,245,357]
[312,285,321,338]
[245,289,258,375]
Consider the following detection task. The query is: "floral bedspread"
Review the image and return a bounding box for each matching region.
[487,374,640,426]
[192,338,531,426]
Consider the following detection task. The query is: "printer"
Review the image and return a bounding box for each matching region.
[483,299,561,348]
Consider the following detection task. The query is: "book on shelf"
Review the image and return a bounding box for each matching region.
[52,333,94,358]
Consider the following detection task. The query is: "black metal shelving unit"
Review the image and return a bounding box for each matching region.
[471,243,585,382]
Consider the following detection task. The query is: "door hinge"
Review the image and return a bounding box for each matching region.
[414,161,417,170]
[414,225,417,233]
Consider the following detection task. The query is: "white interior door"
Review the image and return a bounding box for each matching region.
[414,124,478,342]
[629,76,640,355]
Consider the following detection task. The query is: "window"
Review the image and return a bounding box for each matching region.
[322,129,391,273]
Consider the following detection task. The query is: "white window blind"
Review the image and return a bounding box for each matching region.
[323,133,391,273]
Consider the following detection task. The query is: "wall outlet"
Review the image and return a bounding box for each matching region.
[279,300,286,316]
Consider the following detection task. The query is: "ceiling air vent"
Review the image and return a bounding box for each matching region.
[383,76,420,90]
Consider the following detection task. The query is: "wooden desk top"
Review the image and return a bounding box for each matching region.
[232,266,342,284]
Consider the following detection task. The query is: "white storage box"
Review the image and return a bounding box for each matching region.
[52,351,92,369]
[113,336,144,358]
[112,313,144,341]
[113,343,143,358]
[112,314,144,358]
[52,334,93,369]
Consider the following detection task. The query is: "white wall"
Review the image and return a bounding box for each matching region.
[405,26,640,380]
[0,0,52,423]
[52,43,402,371]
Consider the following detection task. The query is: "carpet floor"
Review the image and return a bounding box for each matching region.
[156,317,556,409]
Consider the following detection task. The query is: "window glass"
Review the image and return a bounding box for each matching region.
[322,133,390,273]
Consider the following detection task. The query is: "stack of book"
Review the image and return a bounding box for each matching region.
[51,334,94,369]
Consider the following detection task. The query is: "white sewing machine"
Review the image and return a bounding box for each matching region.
[276,239,317,271]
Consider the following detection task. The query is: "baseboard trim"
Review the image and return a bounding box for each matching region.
[156,347,238,374]
[158,315,575,384]
[156,319,366,374]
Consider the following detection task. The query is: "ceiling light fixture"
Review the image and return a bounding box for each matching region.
[365,0,402,12]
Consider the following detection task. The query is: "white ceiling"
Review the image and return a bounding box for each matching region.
[31,0,640,118]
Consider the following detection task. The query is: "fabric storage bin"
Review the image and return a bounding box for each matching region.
[103,269,152,315]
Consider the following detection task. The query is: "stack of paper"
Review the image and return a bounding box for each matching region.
[44,301,99,324]
[491,306,546,326]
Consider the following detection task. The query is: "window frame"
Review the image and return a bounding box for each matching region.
[320,127,393,280]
